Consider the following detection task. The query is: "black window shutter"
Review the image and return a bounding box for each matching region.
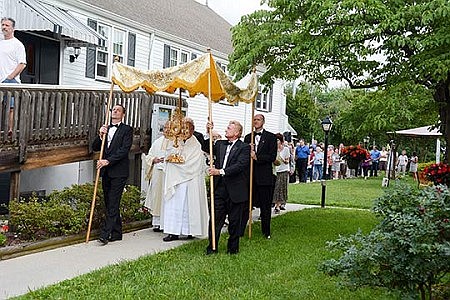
[191,53,197,60]
[269,87,273,112]
[85,18,97,79]
[127,33,136,67]
[163,44,170,68]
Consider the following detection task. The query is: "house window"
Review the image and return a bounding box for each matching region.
[96,23,110,78]
[112,28,126,63]
[181,51,188,64]
[86,18,136,80]
[169,47,178,67]
[256,85,273,112]
[163,44,193,68]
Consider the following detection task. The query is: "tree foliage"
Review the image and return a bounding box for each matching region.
[337,82,438,143]
[286,82,438,149]
[285,82,321,141]
[320,183,450,300]
[230,0,450,158]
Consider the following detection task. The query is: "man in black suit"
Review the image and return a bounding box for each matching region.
[242,114,277,239]
[92,104,133,245]
[206,120,250,254]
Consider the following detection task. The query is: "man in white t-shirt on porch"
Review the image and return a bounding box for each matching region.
[0,17,27,136]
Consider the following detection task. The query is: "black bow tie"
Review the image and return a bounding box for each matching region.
[255,132,262,136]
[226,141,233,146]
[110,123,119,128]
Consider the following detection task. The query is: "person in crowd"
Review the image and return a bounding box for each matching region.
[307,145,315,182]
[161,117,209,241]
[379,146,388,171]
[288,141,297,184]
[370,145,381,177]
[313,146,324,181]
[397,150,408,177]
[0,17,27,136]
[331,148,341,179]
[205,120,250,255]
[361,157,371,179]
[338,143,347,179]
[93,104,133,245]
[242,114,277,239]
[409,151,419,181]
[273,133,290,213]
[143,122,171,232]
[311,139,317,151]
[326,145,334,179]
[295,139,310,183]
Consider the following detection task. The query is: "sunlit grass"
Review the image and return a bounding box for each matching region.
[18,209,400,300]
[288,173,415,209]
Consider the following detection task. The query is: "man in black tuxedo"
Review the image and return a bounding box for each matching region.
[206,120,250,254]
[92,104,133,245]
[242,114,277,239]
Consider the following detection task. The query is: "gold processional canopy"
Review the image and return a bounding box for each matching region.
[111,52,258,163]
[111,52,258,104]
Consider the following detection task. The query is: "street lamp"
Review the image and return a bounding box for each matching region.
[321,116,333,208]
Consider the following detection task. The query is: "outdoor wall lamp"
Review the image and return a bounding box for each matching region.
[69,47,81,63]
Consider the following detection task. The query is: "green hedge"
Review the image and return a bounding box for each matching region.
[8,183,150,242]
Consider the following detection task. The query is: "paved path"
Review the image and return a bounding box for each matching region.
[0,204,315,299]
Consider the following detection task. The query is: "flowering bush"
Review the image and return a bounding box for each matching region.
[340,145,370,161]
[423,163,450,186]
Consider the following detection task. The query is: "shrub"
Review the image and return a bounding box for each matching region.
[7,183,150,243]
[0,233,6,246]
[320,183,450,300]
[417,161,435,172]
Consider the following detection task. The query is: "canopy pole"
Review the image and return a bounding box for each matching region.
[248,101,255,239]
[207,51,216,250]
[86,81,115,243]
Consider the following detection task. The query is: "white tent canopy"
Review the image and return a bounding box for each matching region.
[392,125,441,137]
[390,125,442,163]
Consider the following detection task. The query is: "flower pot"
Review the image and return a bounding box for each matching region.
[347,159,360,170]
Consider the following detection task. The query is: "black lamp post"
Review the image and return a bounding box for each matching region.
[321,116,333,208]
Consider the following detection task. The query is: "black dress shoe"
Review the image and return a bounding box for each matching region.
[152,227,163,232]
[163,234,179,242]
[186,235,194,240]
[206,247,218,255]
[227,249,239,255]
[108,236,122,242]
[98,237,109,245]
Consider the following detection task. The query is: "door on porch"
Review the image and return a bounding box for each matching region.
[15,31,60,85]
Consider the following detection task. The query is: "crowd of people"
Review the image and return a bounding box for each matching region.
[286,140,420,182]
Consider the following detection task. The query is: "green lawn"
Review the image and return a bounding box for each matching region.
[18,209,400,300]
[288,175,413,209]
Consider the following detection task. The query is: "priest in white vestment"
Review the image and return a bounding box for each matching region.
[143,129,171,231]
[161,118,208,241]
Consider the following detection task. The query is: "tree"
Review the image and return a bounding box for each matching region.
[229,0,450,159]
[337,82,438,143]
[285,82,321,142]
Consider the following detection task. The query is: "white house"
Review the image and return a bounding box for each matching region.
[1,0,293,196]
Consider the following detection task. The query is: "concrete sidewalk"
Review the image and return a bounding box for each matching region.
[0,203,315,299]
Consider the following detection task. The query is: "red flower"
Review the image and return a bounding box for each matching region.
[340,145,370,162]
[424,163,450,186]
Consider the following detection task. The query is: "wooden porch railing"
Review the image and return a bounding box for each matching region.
[0,84,181,173]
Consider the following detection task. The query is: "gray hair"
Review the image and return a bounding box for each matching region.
[1,17,16,28]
